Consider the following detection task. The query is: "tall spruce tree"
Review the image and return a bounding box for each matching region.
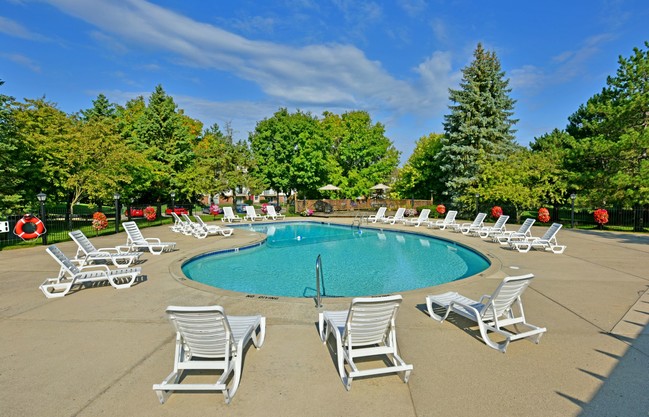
[437,43,518,208]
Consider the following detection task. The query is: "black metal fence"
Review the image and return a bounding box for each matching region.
[0,203,200,249]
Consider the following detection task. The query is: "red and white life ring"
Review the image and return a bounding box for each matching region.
[14,214,46,240]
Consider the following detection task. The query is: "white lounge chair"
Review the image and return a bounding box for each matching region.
[426,210,458,230]
[476,215,510,238]
[318,295,413,390]
[222,206,243,223]
[68,230,141,267]
[368,206,387,223]
[265,204,285,220]
[122,221,176,255]
[244,205,266,221]
[404,208,431,227]
[382,207,406,225]
[193,215,234,238]
[451,212,486,234]
[494,218,535,245]
[510,223,566,254]
[39,245,141,298]
[153,305,266,404]
[169,212,189,234]
[425,274,547,352]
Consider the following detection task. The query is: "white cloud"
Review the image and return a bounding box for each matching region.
[0,16,48,40]
[0,53,41,72]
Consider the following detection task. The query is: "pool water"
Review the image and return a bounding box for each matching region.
[182,222,490,298]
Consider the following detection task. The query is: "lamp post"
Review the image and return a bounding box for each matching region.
[570,193,576,229]
[170,191,176,212]
[475,193,480,216]
[36,192,47,245]
[113,193,121,234]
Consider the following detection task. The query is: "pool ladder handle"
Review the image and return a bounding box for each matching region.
[315,254,323,308]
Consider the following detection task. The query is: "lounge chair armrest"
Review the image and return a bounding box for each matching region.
[78,264,111,272]
[144,237,162,244]
[115,245,133,253]
[95,247,120,254]
[478,295,492,304]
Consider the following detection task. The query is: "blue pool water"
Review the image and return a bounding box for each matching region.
[182,222,490,298]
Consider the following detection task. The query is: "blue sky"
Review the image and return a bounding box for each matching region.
[1,0,647,161]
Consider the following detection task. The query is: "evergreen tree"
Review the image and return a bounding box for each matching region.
[80,93,116,121]
[437,43,518,208]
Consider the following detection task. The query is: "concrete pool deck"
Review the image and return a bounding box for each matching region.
[1,218,648,416]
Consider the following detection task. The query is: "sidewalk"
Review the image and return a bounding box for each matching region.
[1,220,648,416]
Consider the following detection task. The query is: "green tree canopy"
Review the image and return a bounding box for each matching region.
[392,133,444,201]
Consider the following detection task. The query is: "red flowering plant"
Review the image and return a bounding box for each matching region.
[491,206,503,219]
[91,212,108,235]
[537,207,550,223]
[261,203,268,214]
[143,206,157,221]
[594,208,609,227]
[436,204,446,217]
[209,203,220,217]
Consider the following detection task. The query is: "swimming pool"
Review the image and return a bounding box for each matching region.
[182,222,490,298]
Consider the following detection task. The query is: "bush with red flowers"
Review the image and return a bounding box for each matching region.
[537,207,550,223]
[436,204,446,215]
[261,203,268,214]
[594,208,609,225]
[91,212,108,235]
[209,203,220,216]
[143,206,157,221]
[491,206,503,219]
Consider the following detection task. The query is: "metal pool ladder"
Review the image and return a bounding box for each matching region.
[315,254,324,308]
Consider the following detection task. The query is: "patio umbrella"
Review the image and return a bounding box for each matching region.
[370,183,390,191]
[318,184,341,191]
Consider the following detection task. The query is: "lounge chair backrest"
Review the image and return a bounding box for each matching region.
[493,215,509,229]
[166,305,234,359]
[245,206,257,217]
[518,218,535,234]
[471,212,487,226]
[47,245,81,275]
[267,205,279,217]
[69,230,96,254]
[393,208,405,219]
[171,212,182,223]
[223,207,236,218]
[375,207,387,218]
[444,210,457,223]
[344,295,402,346]
[123,221,145,243]
[483,274,533,320]
[541,223,562,240]
[181,213,194,224]
[193,215,207,227]
[416,209,430,221]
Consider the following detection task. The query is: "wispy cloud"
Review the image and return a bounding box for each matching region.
[43,0,454,115]
[0,52,41,72]
[0,16,48,41]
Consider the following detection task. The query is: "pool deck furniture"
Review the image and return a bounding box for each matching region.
[265,205,285,220]
[493,218,535,244]
[244,206,266,221]
[426,210,458,229]
[368,206,387,223]
[222,206,243,223]
[193,215,234,238]
[475,215,510,239]
[425,274,546,352]
[68,229,141,267]
[382,207,407,225]
[510,222,566,254]
[39,245,141,298]
[450,212,486,234]
[318,295,413,390]
[6,220,649,416]
[404,208,431,227]
[122,221,176,255]
[153,305,266,404]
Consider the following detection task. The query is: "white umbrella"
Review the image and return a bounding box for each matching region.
[370,183,390,191]
[318,184,341,191]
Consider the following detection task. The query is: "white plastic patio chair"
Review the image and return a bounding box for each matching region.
[318,295,413,390]
[510,223,566,254]
[426,210,458,230]
[153,305,266,404]
[265,205,285,220]
[404,208,431,227]
[122,221,176,255]
[222,206,243,223]
[244,206,266,221]
[68,230,141,267]
[193,214,234,238]
[425,274,546,352]
[494,218,535,245]
[450,212,486,234]
[368,206,387,223]
[39,245,141,298]
[382,207,406,225]
[476,215,510,238]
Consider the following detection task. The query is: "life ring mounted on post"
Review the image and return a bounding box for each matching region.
[14,214,46,240]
